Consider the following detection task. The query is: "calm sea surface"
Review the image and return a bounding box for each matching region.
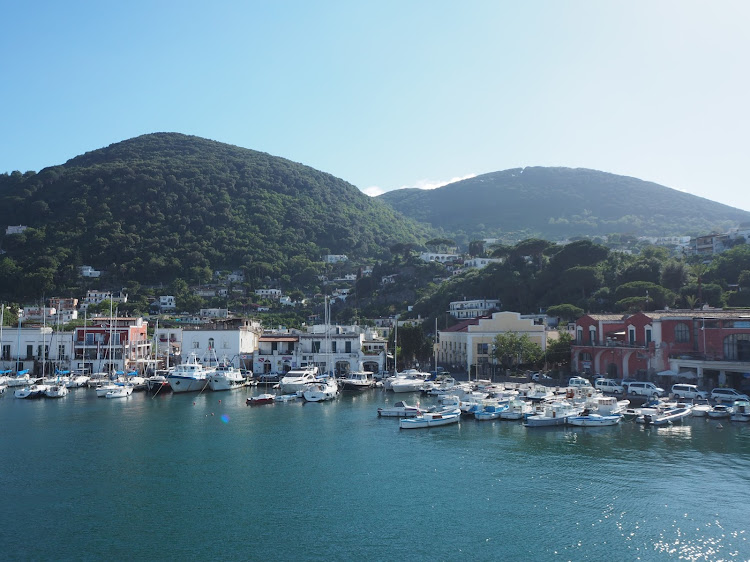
[1,387,749,561]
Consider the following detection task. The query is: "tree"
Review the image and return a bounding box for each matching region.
[546,304,584,322]
[468,240,485,257]
[492,332,543,370]
[396,323,432,368]
[660,260,688,291]
[545,332,572,370]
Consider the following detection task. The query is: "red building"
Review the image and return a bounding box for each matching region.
[72,317,150,374]
[571,309,750,391]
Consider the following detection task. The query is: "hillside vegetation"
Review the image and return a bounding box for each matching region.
[378,167,750,242]
[0,133,429,300]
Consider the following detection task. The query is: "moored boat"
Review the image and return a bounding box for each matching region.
[637,405,692,426]
[377,400,423,417]
[707,404,733,419]
[14,384,49,399]
[340,371,375,392]
[279,367,318,394]
[399,407,461,429]
[247,393,275,405]
[566,412,621,427]
[167,353,213,393]
[731,400,750,422]
[302,377,339,402]
[105,385,133,399]
[524,401,581,427]
[44,384,69,398]
[208,361,246,391]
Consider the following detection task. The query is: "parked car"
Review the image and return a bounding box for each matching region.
[620,378,637,390]
[710,388,750,403]
[595,378,625,394]
[671,384,708,400]
[627,381,665,398]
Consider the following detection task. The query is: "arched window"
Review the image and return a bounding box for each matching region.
[674,323,690,343]
[588,327,596,344]
[724,334,750,361]
[628,327,636,345]
[577,327,583,343]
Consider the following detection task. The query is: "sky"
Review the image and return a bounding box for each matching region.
[2,1,749,211]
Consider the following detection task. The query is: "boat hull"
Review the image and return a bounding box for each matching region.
[399,409,461,429]
[167,376,209,393]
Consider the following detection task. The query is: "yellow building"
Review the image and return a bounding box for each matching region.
[438,311,555,376]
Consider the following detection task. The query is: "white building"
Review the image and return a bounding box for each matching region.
[159,295,176,311]
[21,307,56,322]
[254,324,386,376]
[0,325,73,375]
[255,288,282,300]
[448,299,501,320]
[155,319,261,370]
[419,252,460,264]
[464,257,503,269]
[199,308,229,319]
[324,254,348,264]
[5,225,27,235]
[79,265,102,278]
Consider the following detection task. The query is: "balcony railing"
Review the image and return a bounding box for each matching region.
[575,339,649,349]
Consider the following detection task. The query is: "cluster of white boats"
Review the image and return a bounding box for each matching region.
[375,373,750,430]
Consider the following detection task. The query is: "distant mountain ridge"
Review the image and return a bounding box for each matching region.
[0,133,429,299]
[377,167,750,241]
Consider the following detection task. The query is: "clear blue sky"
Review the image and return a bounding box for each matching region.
[2,1,749,211]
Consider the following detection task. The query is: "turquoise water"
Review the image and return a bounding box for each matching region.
[1,388,749,561]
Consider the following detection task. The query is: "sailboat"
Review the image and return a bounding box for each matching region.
[16,305,50,399]
[302,296,338,402]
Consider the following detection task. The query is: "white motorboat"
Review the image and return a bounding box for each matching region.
[377,400,423,417]
[637,405,692,426]
[691,398,712,417]
[524,401,581,427]
[474,403,509,421]
[302,377,339,402]
[340,371,375,391]
[707,404,733,419]
[399,407,461,429]
[279,367,319,394]
[498,399,533,420]
[14,384,49,399]
[208,361,246,391]
[731,400,750,422]
[44,384,69,398]
[65,374,90,388]
[167,353,214,393]
[567,412,621,427]
[105,385,133,399]
[390,370,430,393]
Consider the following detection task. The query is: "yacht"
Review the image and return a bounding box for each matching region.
[167,354,214,393]
[279,367,319,394]
[302,376,339,402]
[14,384,49,399]
[340,371,374,392]
[208,361,246,391]
[390,370,430,393]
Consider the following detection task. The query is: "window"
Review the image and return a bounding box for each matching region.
[345,341,351,353]
[271,341,278,352]
[645,328,652,345]
[312,341,321,353]
[208,338,215,350]
[477,343,489,354]
[581,352,592,361]
[724,334,750,361]
[331,341,337,353]
[58,344,65,359]
[674,323,690,343]
[628,328,636,345]
[589,328,596,344]
[193,341,200,349]
[1,344,9,360]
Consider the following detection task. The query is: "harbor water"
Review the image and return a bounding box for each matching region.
[1,388,749,561]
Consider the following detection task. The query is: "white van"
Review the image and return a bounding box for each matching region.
[671,384,707,400]
[627,381,665,398]
[595,378,624,394]
[568,376,592,388]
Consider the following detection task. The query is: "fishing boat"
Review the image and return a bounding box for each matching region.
[167,353,213,393]
[377,400,423,417]
[339,371,375,392]
[524,401,581,427]
[498,399,533,420]
[399,407,461,429]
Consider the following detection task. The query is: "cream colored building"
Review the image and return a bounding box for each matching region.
[438,311,555,376]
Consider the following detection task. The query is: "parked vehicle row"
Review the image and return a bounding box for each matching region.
[577,377,749,402]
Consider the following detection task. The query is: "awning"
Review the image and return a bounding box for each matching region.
[676,371,697,380]
[657,370,678,377]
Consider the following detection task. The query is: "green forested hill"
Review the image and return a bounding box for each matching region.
[378,167,750,241]
[0,133,428,299]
